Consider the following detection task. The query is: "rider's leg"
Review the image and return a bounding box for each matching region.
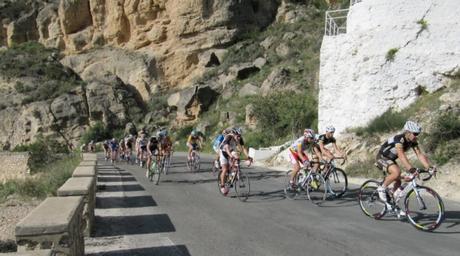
[289,152,300,183]
[187,143,192,160]
[378,164,400,203]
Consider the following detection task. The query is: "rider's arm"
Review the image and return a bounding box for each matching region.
[396,144,413,171]
[413,146,431,169]
[332,142,347,159]
[319,141,334,159]
[313,145,323,162]
[296,144,308,162]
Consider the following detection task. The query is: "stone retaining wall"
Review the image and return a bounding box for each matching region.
[0,152,30,183]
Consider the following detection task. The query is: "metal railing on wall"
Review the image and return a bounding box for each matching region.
[350,0,363,6]
[324,9,348,36]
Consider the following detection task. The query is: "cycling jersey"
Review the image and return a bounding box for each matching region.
[148,139,158,152]
[109,141,118,150]
[317,134,336,145]
[289,136,318,153]
[187,135,201,144]
[379,134,418,161]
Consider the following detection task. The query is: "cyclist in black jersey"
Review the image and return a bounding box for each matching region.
[375,121,435,205]
[147,136,159,172]
[317,126,346,161]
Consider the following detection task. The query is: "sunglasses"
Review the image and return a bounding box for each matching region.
[412,132,420,136]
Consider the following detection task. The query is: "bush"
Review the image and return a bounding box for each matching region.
[250,91,317,146]
[80,122,111,145]
[386,48,399,62]
[0,155,80,203]
[12,135,69,171]
[424,111,460,164]
[345,155,382,179]
[353,108,406,136]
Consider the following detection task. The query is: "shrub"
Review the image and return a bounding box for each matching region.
[345,155,382,179]
[0,155,80,203]
[12,135,69,171]
[386,48,399,62]
[416,19,428,31]
[80,122,111,145]
[353,108,406,136]
[250,91,317,144]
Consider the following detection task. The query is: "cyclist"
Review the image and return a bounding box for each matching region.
[109,138,119,162]
[158,129,173,158]
[288,129,323,189]
[317,126,347,161]
[88,140,95,152]
[102,140,110,160]
[138,133,148,167]
[147,135,159,176]
[124,134,135,163]
[376,120,435,206]
[187,129,203,161]
[212,128,230,169]
[219,127,253,195]
[119,137,126,160]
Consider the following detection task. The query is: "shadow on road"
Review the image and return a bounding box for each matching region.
[431,210,460,234]
[317,188,359,208]
[97,184,145,192]
[98,176,137,182]
[86,245,191,256]
[246,189,286,203]
[93,214,176,237]
[96,196,157,208]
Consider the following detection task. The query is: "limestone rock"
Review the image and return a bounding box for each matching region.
[260,67,290,96]
[319,0,460,134]
[253,57,267,69]
[229,63,260,80]
[168,85,219,122]
[58,0,92,35]
[245,104,258,130]
[239,83,260,97]
[260,36,275,50]
[275,43,290,57]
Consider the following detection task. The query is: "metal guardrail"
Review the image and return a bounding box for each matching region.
[324,9,348,36]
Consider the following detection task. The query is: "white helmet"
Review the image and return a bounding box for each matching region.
[325,126,335,133]
[403,121,422,133]
[303,128,315,138]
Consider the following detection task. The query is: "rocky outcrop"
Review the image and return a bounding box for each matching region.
[319,0,460,134]
[2,0,281,97]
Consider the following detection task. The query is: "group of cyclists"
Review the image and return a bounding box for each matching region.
[102,128,173,171]
[98,118,436,208]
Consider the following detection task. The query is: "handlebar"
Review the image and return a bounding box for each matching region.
[405,167,437,182]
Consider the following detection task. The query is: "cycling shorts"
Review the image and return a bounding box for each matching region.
[219,151,231,165]
[375,154,396,172]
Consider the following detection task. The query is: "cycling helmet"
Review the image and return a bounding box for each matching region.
[191,130,197,136]
[233,127,243,135]
[156,131,162,137]
[403,120,422,133]
[325,126,335,133]
[303,128,315,138]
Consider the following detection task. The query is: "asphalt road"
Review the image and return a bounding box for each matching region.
[85,153,460,256]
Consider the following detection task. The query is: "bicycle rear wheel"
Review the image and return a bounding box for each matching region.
[194,155,200,172]
[235,170,250,202]
[325,168,348,198]
[404,186,445,231]
[284,170,300,200]
[306,172,326,204]
[358,180,386,219]
[149,162,161,185]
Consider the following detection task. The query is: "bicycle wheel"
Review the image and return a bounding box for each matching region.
[284,170,300,200]
[306,172,326,204]
[161,157,168,175]
[358,180,386,219]
[235,170,250,202]
[325,168,348,198]
[194,155,200,172]
[404,186,445,231]
[150,162,161,185]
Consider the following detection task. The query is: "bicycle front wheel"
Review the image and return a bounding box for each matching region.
[194,156,200,172]
[306,172,326,204]
[235,171,250,202]
[404,186,445,231]
[217,170,230,195]
[150,162,161,185]
[358,180,386,219]
[284,170,299,200]
[325,168,348,198]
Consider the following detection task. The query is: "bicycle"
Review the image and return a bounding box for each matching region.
[284,163,327,204]
[321,157,348,198]
[147,154,162,185]
[187,149,200,172]
[161,150,172,175]
[217,155,251,202]
[358,168,444,231]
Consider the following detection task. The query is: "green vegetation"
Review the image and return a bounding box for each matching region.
[345,155,382,179]
[385,48,399,62]
[80,122,112,145]
[424,112,460,165]
[0,154,81,203]
[0,42,84,103]
[417,19,428,32]
[13,135,70,172]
